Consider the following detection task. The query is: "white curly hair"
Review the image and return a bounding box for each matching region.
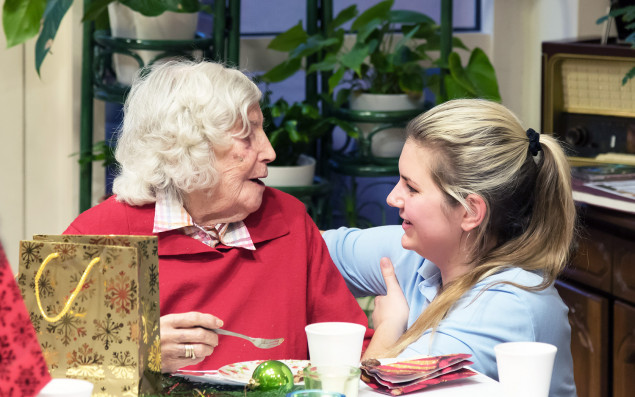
[111,60,262,205]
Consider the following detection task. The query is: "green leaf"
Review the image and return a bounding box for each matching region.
[596,5,635,24]
[596,15,610,24]
[447,52,477,96]
[283,120,301,142]
[417,32,441,51]
[398,66,424,95]
[120,0,201,16]
[82,0,114,22]
[268,127,285,147]
[388,10,435,25]
[441,48,501,102]
[261,58,302,83]
[73,140,116,167]
[2,0,46,48]
[307,53,338,73]
[340,44,369,77]
[452,36,468,51]
[392,24,419,55]
[268,22,308,52]
[464,47,501,101]
[330,5,358,32]
[332,88,351,107]
[328,67,346,93]
[352,0,393,31]
[443,73,471,102]
[35,0,73,75]
[289,35,339,60]
[608,6,633,19]
[403,22,438,40]
[332,119,359,139]
[300,102,320,119]
[355,17,383,43]
[622,66,635,85]
[426,73,442,101]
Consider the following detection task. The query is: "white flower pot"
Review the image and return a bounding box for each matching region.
[108,3,199,85]
[263,154,316,187]
[349,93,424,158]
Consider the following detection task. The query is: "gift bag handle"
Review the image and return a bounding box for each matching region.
[35,252,101,323]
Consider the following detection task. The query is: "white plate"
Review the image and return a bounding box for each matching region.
[175,370,244,386]
[219,359,310,385]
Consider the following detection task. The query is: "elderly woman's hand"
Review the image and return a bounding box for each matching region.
[160,312,223,373]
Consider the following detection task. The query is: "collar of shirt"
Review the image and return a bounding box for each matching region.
[152,190,255,250]
[417,259,442,303]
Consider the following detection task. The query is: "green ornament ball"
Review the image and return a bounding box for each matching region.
[248,360,294,392]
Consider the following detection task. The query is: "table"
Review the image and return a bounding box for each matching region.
[172,369,500,396]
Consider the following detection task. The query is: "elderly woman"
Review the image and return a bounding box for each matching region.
[64,60,370,372]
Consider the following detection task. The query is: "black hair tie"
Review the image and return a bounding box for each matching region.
[526,128,542,156]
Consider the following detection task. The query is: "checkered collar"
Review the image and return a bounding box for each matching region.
[152,190,255,250]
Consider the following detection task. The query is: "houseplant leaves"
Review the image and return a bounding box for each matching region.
[35,0,73,75]
[2,0,47,48]
[3,0,206,74]
[430,47,501,103]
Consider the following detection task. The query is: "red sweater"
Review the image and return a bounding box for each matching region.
[64,187,371,370]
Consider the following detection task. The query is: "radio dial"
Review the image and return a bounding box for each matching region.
[565,126,589,146]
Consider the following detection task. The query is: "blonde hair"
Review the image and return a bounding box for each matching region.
[387,99,576,356]
[112,60,262,205]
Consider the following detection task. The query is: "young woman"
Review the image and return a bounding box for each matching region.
[323,99,577,397]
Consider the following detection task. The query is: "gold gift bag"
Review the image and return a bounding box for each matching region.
[17,235,161,397]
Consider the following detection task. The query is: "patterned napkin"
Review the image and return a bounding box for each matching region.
[360,354,477,395]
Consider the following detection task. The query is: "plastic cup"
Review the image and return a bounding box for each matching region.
[305,322,365,367]
[495,342,557,397]
[37,378,94,397]
[303,365,361,397]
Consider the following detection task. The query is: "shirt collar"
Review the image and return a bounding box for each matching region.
[153,190,192,233]
[152,190,255,250]
[155,187,289,256]
[417,259,442,303]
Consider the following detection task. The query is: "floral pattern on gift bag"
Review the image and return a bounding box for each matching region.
[0,241,51,397]
[19,235,161,397]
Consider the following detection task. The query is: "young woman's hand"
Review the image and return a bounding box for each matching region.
[363,257,410,359]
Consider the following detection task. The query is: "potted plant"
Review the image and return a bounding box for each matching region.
[262,0,500,159]
[597,1,635,85]
[2,0,207,75]
[260,88,356,187]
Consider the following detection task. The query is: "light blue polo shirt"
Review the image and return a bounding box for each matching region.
[323,225,576,397]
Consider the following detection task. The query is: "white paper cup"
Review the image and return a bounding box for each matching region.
[37,378,94,397]
[305,322,366,367]
[495,342,557,397]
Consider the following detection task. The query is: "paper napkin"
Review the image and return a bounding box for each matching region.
[360,354,477,395]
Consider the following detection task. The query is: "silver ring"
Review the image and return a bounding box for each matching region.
[184,344,196,360]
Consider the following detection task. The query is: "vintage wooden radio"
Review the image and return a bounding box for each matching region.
[542,38,635,163]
